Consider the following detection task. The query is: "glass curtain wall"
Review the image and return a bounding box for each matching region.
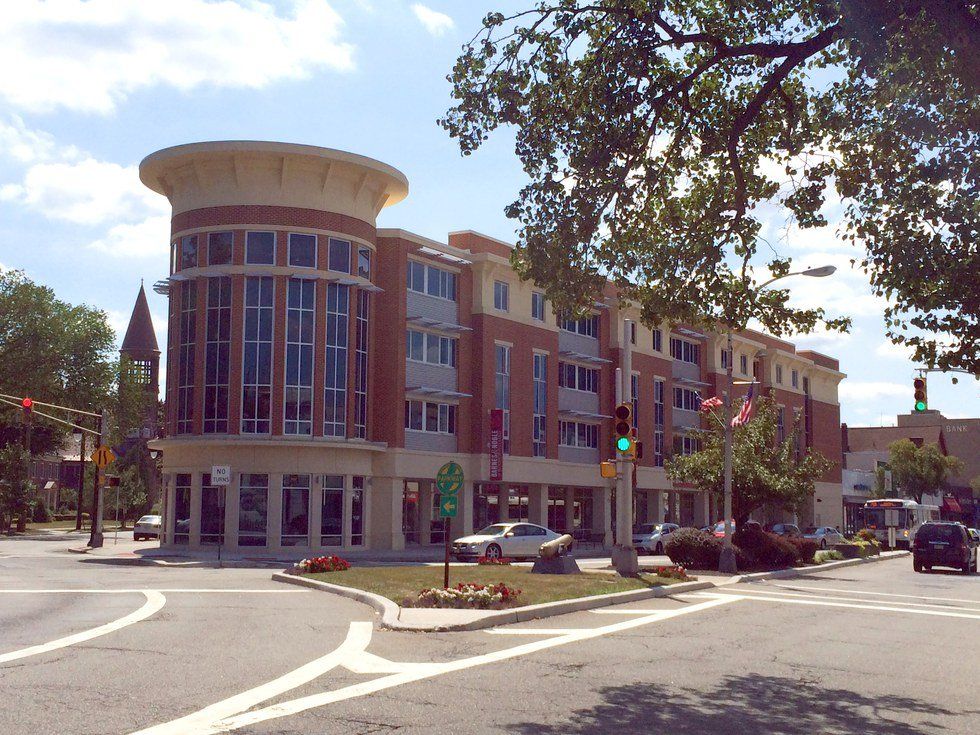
[284,279,315,435]
[241,276,274,433]
[324,284,349,437]
[203,277,232,433]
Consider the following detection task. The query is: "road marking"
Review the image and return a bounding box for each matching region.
[185,596,738,735]
[0,590,166,665]
[485,628,585,635]
[766,583,980,606]
[721,587,980,613]
[129,622,373,735]
[0,589,305,594]
[589,609,669,615]
[692,592,980,620]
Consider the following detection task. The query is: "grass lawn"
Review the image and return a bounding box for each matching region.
[23,520,127,531]
[308,565,688,607]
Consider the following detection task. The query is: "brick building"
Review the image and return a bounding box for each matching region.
[141,141,845,553]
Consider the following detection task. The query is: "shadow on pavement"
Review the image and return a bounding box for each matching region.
[506,675,967,735]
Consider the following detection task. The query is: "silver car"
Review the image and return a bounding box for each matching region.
[803,526,844,549]
[451,522,562,561]
[133,514,162,541]
[632,523,679,555]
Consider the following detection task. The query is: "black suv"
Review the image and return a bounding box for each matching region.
[911,522,978,574]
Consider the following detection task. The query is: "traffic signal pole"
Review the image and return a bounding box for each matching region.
[613,319,639,577]
[88,409,107,548]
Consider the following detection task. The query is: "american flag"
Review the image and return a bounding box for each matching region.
[699,396,722,412]
[731,381,756,427]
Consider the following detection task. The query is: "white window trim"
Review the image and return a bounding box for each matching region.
[245,230,277,266]
[405,329,458,368]
[406,258,459,302]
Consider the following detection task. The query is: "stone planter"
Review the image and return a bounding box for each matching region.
[832,543,861,559]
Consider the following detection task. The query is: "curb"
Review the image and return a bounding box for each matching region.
[272,571,715,632]
[726,549,909,584]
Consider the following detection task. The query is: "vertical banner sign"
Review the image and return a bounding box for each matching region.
[489,408,504,481]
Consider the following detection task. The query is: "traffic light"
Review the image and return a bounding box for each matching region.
[913,377,927,412]
[21,397,32,419]
[613,403,635,456]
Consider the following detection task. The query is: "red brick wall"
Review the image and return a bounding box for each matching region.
[810,399,843,482]
[171,206,375,245]
[373,235,408,448]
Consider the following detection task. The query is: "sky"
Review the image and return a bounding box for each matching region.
[0,0,975,427]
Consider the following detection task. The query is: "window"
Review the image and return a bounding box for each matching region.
[631,373,639,428]
[180,235,197,270]
[208,231,233,266]
[357,247,371,279]
[654,378,665,467]
[674,435,700,455]
[531,292,545,321]
[284,279,315,435]
[559,421,598,449]
[406,260,457,301]
[670,337,700,365]
[200,473,225,545]
[558,362,599,393]
[777,406,786,442]
[328,237,350,273]
[203,277,232,433]
[324,284,349,437]
[351,476,365,546]
[652,328,662,352]
[321,475,344,546]
[354,290,369,439]
[630,322,637,345]
[803,376,810,395]
[170,241,177,274]
[494,281,509,311]
[533,353,547,457]
[238,474,268,546]
[281,475,310,546]
[721,349,731,369]
[404,400,457,434]
[241,276,273,433]
[791,369,799,388]
[559,314,599,338]
[495,344,510,453]
[289,233,316,268]
[776,364,783,384]
[174,474,191,544]
[405,330,457,367]
[740,354,748,375]
[673,387,702,411]
[176,281,196,434]
[246,231,275,265]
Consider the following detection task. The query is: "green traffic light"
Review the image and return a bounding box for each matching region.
[915,401,927,412]
[616,436,632,452]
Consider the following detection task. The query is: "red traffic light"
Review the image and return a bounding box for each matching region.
[21,397,32,408]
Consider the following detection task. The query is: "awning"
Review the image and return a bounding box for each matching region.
[943,495,963,513]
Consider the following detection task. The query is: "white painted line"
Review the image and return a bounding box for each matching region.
[485,628,585,635]
[0,590,166,665]
[343,651,441,675]
[0,589,305,594]
[589,609,669,615]
[129,622,373,735]
[199,597,739,734]
[718,587,980,613]
[695,592,980,620]
[767,583,980,606]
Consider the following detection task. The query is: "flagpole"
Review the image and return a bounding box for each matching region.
[719,326,737,574]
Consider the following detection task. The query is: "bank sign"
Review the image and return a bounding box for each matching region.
[489,408,504,481]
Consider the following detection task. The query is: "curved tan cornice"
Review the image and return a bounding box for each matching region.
[140,141,409,223]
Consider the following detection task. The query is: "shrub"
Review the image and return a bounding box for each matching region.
[477,556,513,565]
[855,528,877,543]
[664,528,721,569]
[814,549,845,563]
[293,555,351,574]
[785,537,820,564]
[734,525,800,569]
[413,582,522,609]
[32,502,52,523]
[853,540,880,558]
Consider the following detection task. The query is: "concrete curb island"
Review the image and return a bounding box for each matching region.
[271,550,909,632]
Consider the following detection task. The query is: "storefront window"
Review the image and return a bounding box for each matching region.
[281,475,310,546]
[403,481,420,545]
[174,474,191,545]
[472,483,500,531]
[238,474,268,546]
[321,475,344,546]
[351,477,365,546]
[200,473,224,545]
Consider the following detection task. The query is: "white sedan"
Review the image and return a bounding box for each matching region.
[803,526,845,548]
[451,522,563,561]
[632,522,679,555]
[133,514,162,541]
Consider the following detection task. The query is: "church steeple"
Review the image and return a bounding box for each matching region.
[121,282,160,356]
[120,284,160,438]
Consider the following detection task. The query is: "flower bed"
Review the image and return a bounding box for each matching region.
[476,556,513,565]
[410,582,522,609]
[293,555,351,574]
[649,565,694,581]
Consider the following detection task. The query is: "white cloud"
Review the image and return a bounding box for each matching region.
[411,3,454,36]
[90,215,171,258]
[838,381,909,402]
[0,116,82,163]
[0,0,355,114]
[874,339,914,362]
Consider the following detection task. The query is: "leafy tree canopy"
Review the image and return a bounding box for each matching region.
[887,438,963,503]
[665,397,834,525]
[442,0,978,369]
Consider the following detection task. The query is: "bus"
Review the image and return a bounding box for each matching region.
[860,498,941,548]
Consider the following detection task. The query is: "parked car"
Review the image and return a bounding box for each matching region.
[133,514,162,541]
[712,520,761,538]
[803,526,845,548]
[632,523,679,555]
[911,522,977,574]
[451,522,562,561]
[769,523,802,539]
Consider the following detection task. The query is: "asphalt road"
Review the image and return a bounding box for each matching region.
[2,533,978,735]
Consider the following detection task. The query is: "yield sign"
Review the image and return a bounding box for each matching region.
[90,445,115,470]
[439,495,458,518]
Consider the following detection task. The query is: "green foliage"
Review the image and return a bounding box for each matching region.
[113,465,148,528]
[32,500,52,523]
[785,536,819,564]
[887,439,964,503]
[0,443,34,531]
[442,2,978,371]
[734,525,799,569]
[855,528,878,543]
[815,549,844,563]
[665,397,833,526]
[664,528,721,568]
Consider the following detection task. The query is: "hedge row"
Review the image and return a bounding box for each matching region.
[664,527,819,571]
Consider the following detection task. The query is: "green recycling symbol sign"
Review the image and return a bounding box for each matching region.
[436,461,464,496]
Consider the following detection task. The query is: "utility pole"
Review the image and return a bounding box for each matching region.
[75,427,86,531]
[88,409,107,549]
[613,319,639,576]
[718,326,737,574]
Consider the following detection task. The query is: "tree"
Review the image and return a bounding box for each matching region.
[112,466,147,529]
[666,398,833,526]
[442,1,978,371]
[887,439,963,503]
[0,444,34,532]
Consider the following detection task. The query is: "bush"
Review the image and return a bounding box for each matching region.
[786,537,820,565]
[31,502,52,523]
[734,525,800,569]
[413,582,522,609]
[855,528,877,543]
[664,528,721,568]
[293,555,351,574]
[853,540,880,558]
[814,549,845,563]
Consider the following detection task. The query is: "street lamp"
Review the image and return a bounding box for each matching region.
[718,264,837,574]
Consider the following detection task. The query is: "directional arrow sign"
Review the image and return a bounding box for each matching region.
[439,495,458,518]
[90,445,115,470]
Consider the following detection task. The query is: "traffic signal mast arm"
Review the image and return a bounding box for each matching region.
[0,393,102,435]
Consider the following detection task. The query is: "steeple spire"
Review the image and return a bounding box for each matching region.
[121,283,160,355]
